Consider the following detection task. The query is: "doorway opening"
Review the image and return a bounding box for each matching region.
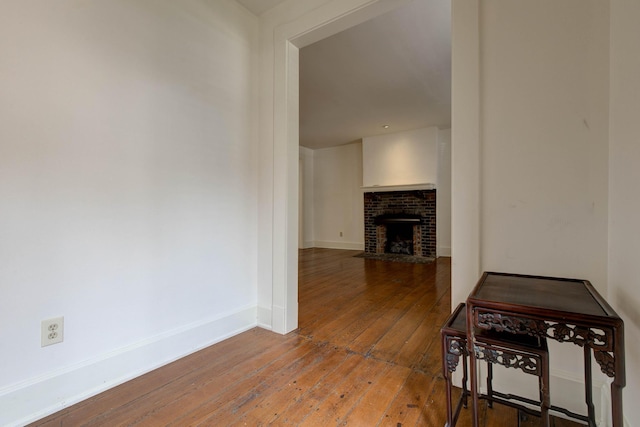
[271,0,451,334]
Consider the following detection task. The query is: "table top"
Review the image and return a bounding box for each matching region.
[467,272,622,324]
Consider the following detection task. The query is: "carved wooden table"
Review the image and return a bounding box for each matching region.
[466,272,625,427]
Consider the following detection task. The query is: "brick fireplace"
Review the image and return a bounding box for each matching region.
[364,189,436,258]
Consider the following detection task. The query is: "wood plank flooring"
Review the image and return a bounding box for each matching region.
[30,248,583,426]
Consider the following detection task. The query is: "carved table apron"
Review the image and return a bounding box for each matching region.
[466,272,625,427]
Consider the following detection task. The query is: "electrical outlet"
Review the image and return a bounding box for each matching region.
[41,317,64,347]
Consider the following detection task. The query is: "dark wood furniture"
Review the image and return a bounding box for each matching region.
[466,272,625,427]
[442,303,550,427]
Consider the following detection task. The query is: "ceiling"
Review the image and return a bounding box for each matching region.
[236,0,288,16]
[238,0,452,150]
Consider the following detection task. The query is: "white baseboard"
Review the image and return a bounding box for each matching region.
[0,306,257,427]
[257,305,272,330]
[438,246,451,257]
[548,369,603,423]
[454,367,611,426]
[313,240,364,251]
[597,377,632,427]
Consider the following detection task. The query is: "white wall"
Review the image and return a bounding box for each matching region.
[299,146,315,248]
[0,1,259,425]
[452,0,633,424]
[312,143,364,250]
[478,5,610,413]
[480,0,609,288]
[450,0,481,307]
[609,0,640,424]
[437,128,452,257]
[363,126,438,187]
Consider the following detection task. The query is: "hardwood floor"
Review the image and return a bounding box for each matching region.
[30,248,582,426]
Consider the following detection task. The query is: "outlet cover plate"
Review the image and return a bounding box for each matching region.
[41,317,64,347]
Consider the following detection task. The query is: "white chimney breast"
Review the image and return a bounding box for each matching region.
[362,127,438,188]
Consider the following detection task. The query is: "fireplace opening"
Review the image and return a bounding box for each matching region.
[374,213,423,256]
[365,190,436,259]
[386,223,414,255]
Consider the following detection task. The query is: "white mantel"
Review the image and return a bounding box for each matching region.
[361,183,436,193]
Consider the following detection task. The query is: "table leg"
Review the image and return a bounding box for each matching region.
[584,346,596,426]
[442,333,454,427]
[611,382,624,427]
[467,303,480,427]
[487,361,493,409]
[612,324,625,427]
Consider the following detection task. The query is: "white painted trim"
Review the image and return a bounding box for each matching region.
[361,183,436,192]
[597,376,632,427]
[271,304,288,335]
[257,306,273,330]
[450,0,481,307]
[549,369,605,425]
[268,32,300,334]
[0,306,257,427]
[313,241,365,251]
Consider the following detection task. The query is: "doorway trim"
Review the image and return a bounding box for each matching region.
[268,0,415,334]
